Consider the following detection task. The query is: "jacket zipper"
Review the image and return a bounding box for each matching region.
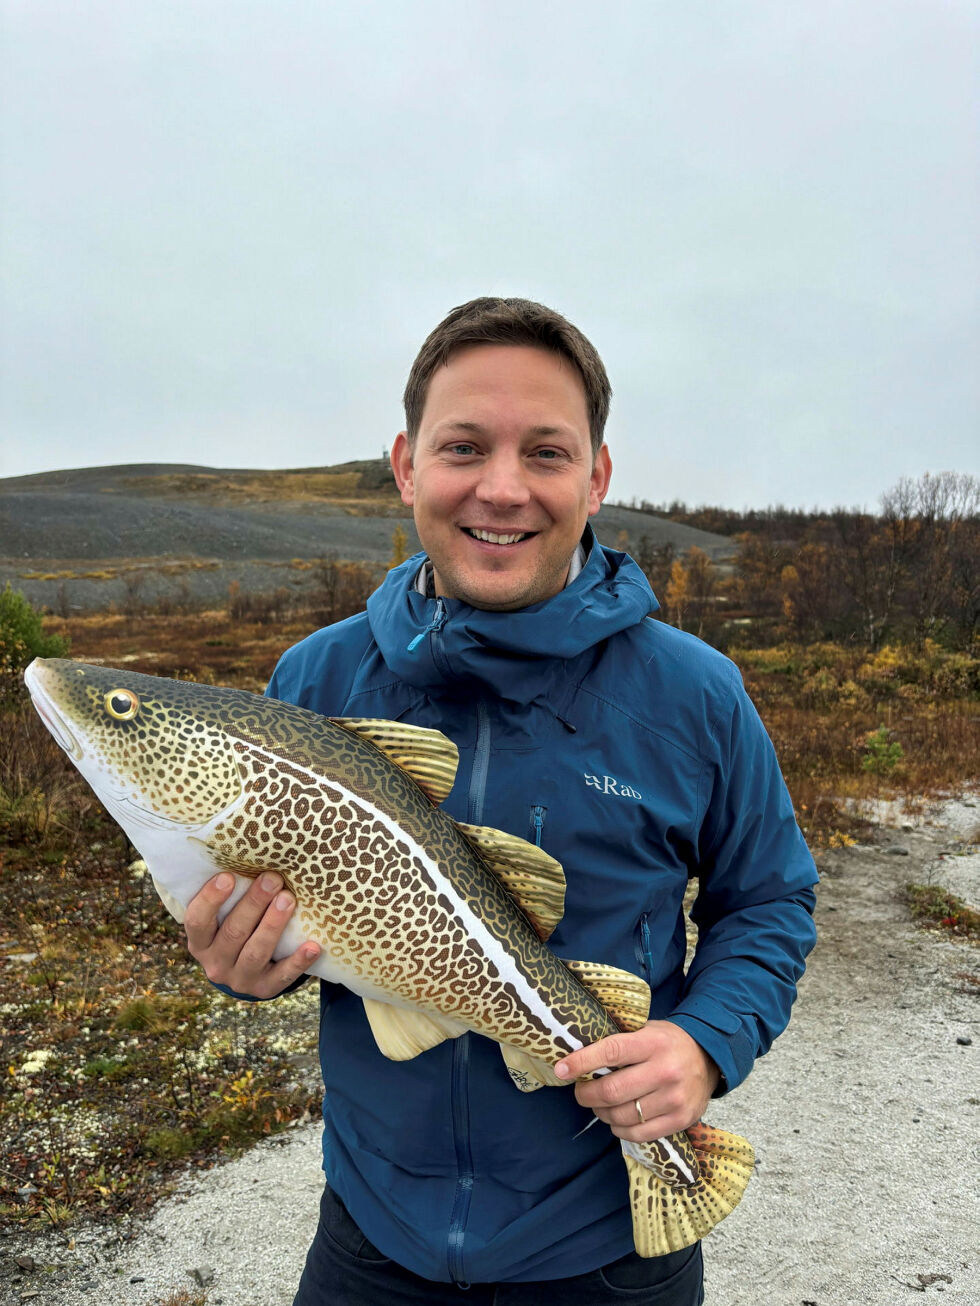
[447,698,492,1283]
[530,804,547,847]
[635,911,655,978]
[447,1037,473,1286]
[467,700,491,825]
[406,597,447,652]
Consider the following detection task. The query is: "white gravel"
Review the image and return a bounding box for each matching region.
[3,797,978,1306]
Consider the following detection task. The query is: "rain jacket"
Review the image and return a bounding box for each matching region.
[264,530,818,1284]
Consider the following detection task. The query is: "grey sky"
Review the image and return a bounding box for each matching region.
[1,0,977,509]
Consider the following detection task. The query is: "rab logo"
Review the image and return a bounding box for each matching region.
[584,773,642,800]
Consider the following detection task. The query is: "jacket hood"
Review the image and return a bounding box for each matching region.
[366,526,657,706]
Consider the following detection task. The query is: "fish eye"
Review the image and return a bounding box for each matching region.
[105,688,140,720]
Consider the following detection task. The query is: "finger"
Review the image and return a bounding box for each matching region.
[265,940,321,993]
[572,1064,650,1113]
[211,872,284,958]
[607,1103,700,1142]
[183,872,238,953]
[555,1030,644,1082]
[232,888,297,977]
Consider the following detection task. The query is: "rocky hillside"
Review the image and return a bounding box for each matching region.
[0,461,732,612]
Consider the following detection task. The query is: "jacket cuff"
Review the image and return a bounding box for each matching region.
[210,973,311,1004]
[667,1002,758,1097]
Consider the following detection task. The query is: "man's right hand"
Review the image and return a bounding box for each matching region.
[184,871,321,999]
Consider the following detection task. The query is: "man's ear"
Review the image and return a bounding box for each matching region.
[587,444,613,516]
[390,431,415,506]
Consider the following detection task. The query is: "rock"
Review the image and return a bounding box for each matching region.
[884,845,910,855]
[956,1036,972,1046]
[14,1256,35,1272]
[191,1264,216,1287]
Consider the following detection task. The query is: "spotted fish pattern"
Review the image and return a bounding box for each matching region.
[24,657,755,1257]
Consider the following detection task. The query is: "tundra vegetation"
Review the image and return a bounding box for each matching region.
[0,471,977,1232]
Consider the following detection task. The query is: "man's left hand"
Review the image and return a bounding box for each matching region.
[554,1021,720,1141]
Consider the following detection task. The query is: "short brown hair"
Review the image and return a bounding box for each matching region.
[403,297,611,456]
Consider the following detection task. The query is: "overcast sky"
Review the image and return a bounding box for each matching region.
[1,1,977,509]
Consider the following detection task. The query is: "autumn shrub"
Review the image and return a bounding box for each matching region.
[734,641,979,844]
[227,581,294,625]
[0,584,69,706]
[311,557,380,626]
[0,699,88,844]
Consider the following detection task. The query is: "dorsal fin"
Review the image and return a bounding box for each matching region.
[330,718,458,805]
[563,960,651,1032]
[455,822,565,940]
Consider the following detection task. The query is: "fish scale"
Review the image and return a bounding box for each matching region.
[24,657,756,1258]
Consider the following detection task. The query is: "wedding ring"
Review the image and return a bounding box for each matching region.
[635,1099,645,1124]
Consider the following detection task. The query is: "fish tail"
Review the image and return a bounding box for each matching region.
[621,1123,755,1257]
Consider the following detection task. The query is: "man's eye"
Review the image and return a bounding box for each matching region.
[534,449,561,460]
[449,443,476,456]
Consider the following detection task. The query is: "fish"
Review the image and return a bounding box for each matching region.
[24,657,755,1256]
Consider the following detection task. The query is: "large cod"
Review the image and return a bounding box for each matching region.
[25,657,754,1257]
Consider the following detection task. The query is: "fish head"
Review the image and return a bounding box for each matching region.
[23,658,247,839]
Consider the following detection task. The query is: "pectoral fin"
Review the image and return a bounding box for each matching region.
[362,999,468,1060]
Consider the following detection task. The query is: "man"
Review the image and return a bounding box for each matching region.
[185,297,818,1304]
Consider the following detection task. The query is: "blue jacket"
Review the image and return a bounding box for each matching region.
[265,532,818,1284]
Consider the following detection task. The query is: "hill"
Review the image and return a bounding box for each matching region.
[0,461,732,613]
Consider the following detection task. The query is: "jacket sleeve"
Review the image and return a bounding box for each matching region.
[668,669,818,1095]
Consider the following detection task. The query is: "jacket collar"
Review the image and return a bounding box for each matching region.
[366,526,658,707]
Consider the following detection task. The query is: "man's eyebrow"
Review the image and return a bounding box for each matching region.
[442,421,569,437]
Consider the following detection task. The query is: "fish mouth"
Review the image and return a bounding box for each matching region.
[23,660,80,759]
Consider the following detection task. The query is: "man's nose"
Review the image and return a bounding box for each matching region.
[474,453,531,509]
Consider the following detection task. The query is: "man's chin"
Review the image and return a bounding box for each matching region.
[434,566,565,613]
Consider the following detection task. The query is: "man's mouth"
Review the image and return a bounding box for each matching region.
[463,528,537,545]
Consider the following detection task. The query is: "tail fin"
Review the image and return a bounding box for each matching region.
[621,1123,755,1257]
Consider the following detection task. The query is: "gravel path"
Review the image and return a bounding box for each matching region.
[3,800,977,1306]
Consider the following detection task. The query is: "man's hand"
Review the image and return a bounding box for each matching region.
[554,1021,720,1141]
[183,872,320,1000]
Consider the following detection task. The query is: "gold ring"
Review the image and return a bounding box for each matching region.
[635,1099,645,1125]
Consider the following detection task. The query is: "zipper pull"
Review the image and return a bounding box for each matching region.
[407,598,447,652]
[531,805,545,847]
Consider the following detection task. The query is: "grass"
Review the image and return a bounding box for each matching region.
[0,830,320,1229]
[1,605,977,1231]
[734,639,980,846]
[904,884,980,941]
[115,467,402,506]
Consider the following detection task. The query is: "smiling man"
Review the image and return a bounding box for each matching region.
[185,297,818,1305]
[390,340,611,612]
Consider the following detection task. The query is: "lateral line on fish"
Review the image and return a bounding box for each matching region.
[622,1136,698,1185]
[240,738,586,1055]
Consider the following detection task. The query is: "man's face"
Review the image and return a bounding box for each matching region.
[391,344,612,612]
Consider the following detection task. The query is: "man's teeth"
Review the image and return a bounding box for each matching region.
[467,529,529,545]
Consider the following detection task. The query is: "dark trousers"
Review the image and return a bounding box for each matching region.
[293,1186,705,1305]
